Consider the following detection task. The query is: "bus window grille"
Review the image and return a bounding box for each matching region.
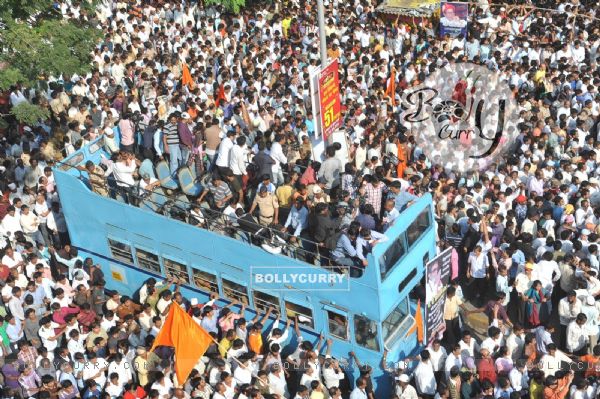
[327,311,349,341]
[285,302,314,329]
[135,248,161,273]
[108,239,133,264]
[253,292,280,315]
[164,259,190,284]
[192,269,219,293]
[222,279,249,305]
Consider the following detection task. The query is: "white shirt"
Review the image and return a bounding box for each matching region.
[229,144,247,175]
[233,366,252,386]
[39,322,61,351]
[506,333,525,361]
[20,212,39,234]
[268,372,289,398]
[151,379,173,399]
[429,347,447,372]
[349,387,368,399]
[323,366,345,389]
[2,252,23,269]
[81,358,109,388]
[414,360,436,395]
[269,142,288,170]
[535,260,561,294]
[566,320,588,353]
[558,297,582,325]
[539,351,572,376]
[444,353,462,379]
[508,368,528,392]
[112,161,137,187]
[2,214,22,235]
[216,137,234,168]
[396,383,418,399]
[8,296,24,321]
[468,252,488,278]
[108,360,133,387]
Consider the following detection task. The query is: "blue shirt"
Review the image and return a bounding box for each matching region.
[284,206,308,237]
[393,191,418,211]
[331,234,357,259]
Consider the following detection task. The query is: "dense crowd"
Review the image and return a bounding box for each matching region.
[2,0,600,397]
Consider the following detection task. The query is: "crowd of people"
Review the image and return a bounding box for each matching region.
[1,0,600,397]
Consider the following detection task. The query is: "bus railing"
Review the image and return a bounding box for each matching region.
[76,174,367,277]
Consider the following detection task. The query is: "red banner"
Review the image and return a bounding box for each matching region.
[318,60,342,140]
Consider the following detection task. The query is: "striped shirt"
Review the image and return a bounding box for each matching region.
[164,122,179,145]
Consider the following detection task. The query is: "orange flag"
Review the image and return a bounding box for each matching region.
[385,67,396,106]
[406,299,424,344]
[150,303,213,384]
[181,63,193,89]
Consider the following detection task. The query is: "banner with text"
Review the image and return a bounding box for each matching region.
[439,2,468,38]
[425,248,452,344]
[318,59,342,140]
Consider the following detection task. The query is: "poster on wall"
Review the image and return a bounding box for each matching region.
[425,248,452,344]
[439,2,469,38]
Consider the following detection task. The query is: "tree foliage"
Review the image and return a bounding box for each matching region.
[0,0,100,123]
[204,0,246,14]
[0,0,100,87]
[10,102,50,125]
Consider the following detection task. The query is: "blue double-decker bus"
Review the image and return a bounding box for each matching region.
[53,136,436,397]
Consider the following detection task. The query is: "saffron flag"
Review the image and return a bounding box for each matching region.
[385,68,396,106]
[406,299,424,343]
[150,303,213,383]
[181,63,194,89]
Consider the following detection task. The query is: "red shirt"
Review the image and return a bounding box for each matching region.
[52,306,80,325]
[124,386,147,399]
[477,358,497,384]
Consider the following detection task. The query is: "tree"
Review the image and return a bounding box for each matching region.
[0,0,100,123]
[204,0,246,14]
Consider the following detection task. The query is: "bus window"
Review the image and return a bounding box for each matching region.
[253,291,280,315]
[135,248,161,273]
[407,207,430,247]
[88,137,105,153]
[285,302,314,329]
[222,278,249,305]
[379,236,406,280]
[354,315,380,351]
[382,298,411,348]
[108,239,133,265]
[192,269,218,293]
[327,311,348,340]
[163,258,190,284]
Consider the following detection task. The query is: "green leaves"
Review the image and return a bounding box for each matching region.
[10,102,50,124]
[0,19,100,86]
[0,0,55,21]
[0,0,99,125]
[204,0,246,14]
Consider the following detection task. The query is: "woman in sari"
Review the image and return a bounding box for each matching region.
[524,280,546,328]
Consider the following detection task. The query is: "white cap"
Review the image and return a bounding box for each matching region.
[7,183,16,190]
[587,296,595,306]
[181,112,191,119]
[191,298,198,306]
[582,229,591,235]
[396,374,410,383]
[313,186,322,194]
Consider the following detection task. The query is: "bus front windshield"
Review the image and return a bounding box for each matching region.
[382,297,412,348]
